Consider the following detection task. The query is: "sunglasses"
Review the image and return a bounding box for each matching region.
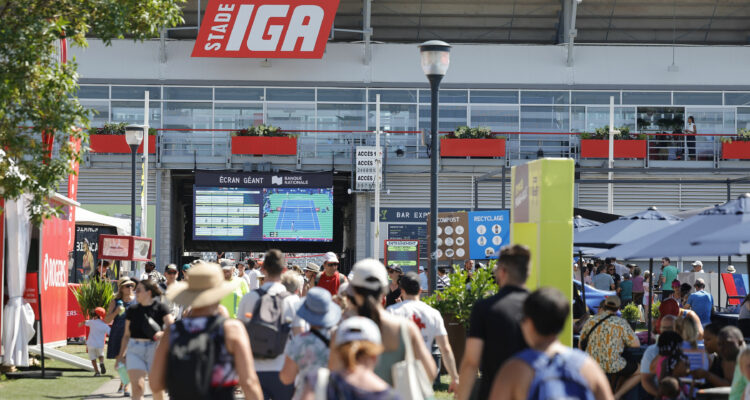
[326,263,339,266]
[166,270,178,274]
[122,283,135,289]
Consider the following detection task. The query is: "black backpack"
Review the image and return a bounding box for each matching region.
[244,288,291,359]
[166,315,226,399]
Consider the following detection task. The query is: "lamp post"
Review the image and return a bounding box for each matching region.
[125,125,145,235]
[419,40,451,294]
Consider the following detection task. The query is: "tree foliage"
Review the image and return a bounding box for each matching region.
[0,0,184,223]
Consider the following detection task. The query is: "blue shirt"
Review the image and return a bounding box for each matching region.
[687,290,713,325]
[592,273,614,291]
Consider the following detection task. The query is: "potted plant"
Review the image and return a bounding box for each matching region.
[423,263,498,368]
[71,278,115,320]
[440,126,506,158]
[88,122,157,154]
[622,302,641,331]
[721,128,750,160]
[579,125,648,159]
[230,124,297,155]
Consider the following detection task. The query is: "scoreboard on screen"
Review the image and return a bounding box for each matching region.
[384,240,419,275]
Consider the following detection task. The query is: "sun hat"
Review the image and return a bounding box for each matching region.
[305,262,321,273]
[604,295,621,309]
[323,252,339,264]
[94,307,107,319]
[350,258,388,291]
[334,316,382,346]
[296,287,342,328]
[219,259,234,269]
[692,260,703,267]
[117,276,135,288]
[166,261,240,308]
[728,265,737,273]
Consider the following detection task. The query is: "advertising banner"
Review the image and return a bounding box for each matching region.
[384,240,420,274]
[39,205,75,344]
[98,235,153,262]
[192,0,340,59]
[67,284,86,339]
[511,159,574,346]
[72,225,117,283]
[468,210,510,260]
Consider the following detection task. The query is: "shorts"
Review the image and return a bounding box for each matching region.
[88,347,104,360]
[613,356,639,377]
[126,339,158,372]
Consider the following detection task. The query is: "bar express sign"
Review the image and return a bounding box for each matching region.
[192,0,340,59]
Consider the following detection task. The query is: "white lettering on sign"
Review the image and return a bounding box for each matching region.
[193,0,339,59]
[43,254,67,291]
[220,176,240,184]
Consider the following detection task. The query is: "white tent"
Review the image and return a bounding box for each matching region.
[74,207,130,235]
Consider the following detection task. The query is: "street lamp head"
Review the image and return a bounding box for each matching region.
[418,40,451,77]
[124,124,145,146]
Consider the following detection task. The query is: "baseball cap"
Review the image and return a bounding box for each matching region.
[418,265,425,272]
[399,272,421,295]
[323,252,339,264]
[692,260,703,267]
[182,263,191,271]
[94,307,107,319]
[334,317,382,346]
[604,295,621,309]
[387,264,403,274]
[166,264,178,272]
[349,258,388,291]
[219,259,234,269]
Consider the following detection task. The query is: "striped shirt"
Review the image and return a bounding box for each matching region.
[436,274,450,291]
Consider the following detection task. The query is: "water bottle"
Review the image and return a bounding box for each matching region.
[116,299,125,315]
[116,361,129,385]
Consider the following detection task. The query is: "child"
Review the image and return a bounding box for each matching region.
[658,376,687,400]
[80,307,111,376]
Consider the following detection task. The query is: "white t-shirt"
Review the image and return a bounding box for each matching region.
[245,269,260,290]
[85,319,111,349]
[237,281,297,371]
[387,299,447,350]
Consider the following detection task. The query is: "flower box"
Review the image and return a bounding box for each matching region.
[440,138,506,158]
[231,136,297,155]
[88,135,156,154]
[721,141,750,160]
[580,139,647,159]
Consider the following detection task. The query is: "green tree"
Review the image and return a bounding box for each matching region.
[0,0,184,223]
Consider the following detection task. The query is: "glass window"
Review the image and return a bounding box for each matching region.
[76,85,109,99]
[111,86,161,100]
[521,91,569,105]
[317,89,365,103]
[266,88,315,102]
[214,87,264,101]
[267,103,315,130]
[573,106,636,132]
[419,90,468,104]
[469,106,519,131]
[725,92,750,106]
[317,104,366,131]
[673,92,722,106]
[685,108,734,134]
[368,104,417,131]
[470,90,519,104]
[738,107,750,130]
[111,101,161,128]
[622,92,670,105]
[419,105,467,132]
[163,102,212,129]
[163,87,212,101]
[213,103,263,129]
[80,100,109,127]
[520,106,569,132]
[571,92,620,105]
[368,89,418,103]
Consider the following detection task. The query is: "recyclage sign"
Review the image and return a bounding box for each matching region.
[192,0,340,59]
[468,210,510,259]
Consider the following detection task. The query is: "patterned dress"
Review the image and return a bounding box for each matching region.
[579,312,638,373]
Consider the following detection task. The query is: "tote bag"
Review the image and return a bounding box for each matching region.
[391,321,435,400]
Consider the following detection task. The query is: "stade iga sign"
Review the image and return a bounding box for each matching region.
[192,0,340,59]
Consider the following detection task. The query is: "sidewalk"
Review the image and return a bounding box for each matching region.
[86,378,155,399]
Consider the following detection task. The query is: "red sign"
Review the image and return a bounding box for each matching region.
[192,0,340,59]
[39,205,74,344]
[67,284,86,339]
[98,235,152,261]
[24,272,39,319]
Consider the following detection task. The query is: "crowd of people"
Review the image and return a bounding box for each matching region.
[81,247,750,400]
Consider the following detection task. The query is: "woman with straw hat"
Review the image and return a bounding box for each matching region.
[104,276,136,396]
[149,261,263,400]
[280,287,342,399]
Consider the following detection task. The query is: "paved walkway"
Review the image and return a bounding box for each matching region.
[86,378,155,399]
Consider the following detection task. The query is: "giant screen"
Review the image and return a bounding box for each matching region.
[193,171,333,242]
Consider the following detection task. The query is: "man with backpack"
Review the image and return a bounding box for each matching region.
[489,287,613,400]
[238,249,297,400]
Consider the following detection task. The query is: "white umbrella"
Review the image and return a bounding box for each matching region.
[575,207,682,249]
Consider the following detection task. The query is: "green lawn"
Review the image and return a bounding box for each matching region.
[0,345,116,400]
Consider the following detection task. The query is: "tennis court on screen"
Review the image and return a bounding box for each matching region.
[275,199,320,231]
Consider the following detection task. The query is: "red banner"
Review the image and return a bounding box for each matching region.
[192,0,339,59]
[67,284,86,339]
[39,205,74,344]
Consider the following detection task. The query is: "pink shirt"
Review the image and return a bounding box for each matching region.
[632,276,644,293]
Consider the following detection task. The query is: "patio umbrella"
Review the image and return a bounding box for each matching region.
[574,215,601,232]
[574,215,602,313]
[574,206,683,249]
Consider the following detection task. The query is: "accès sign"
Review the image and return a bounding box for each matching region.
[192,0,340,59]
